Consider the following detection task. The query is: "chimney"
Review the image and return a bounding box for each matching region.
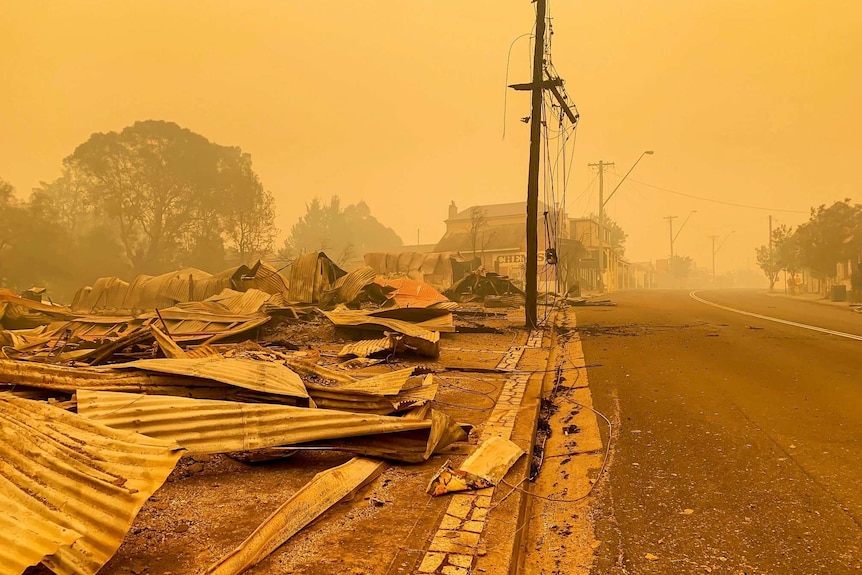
[448,201,458,220]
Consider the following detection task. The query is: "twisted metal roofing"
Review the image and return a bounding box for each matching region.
[113,358,309,399]
[0,394,181,575]
[77,391,439,455]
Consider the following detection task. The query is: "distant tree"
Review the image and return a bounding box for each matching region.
[0,179,22,285]
[218,151,277,262]
[589,212,627,255]
[755,245,781,291]
[795,199,862,281]
[281,196,401,264]
[469,207,487,259]
[282,197,336,258]
[774,225,802,279]
[0,179,17,253]
[755,224,798,291]
[63,120,275,274]
[669,255,693,280]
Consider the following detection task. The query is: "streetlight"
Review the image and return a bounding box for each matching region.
[664,210,697,259]
[710,230,734,279]
[594,150,654,291]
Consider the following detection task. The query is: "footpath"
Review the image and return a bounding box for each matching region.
[764,290,862,311]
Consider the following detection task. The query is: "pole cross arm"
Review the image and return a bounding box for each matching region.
[546,82,579,124]
[508,78,564,91]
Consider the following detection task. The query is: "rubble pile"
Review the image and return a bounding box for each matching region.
[0,253,525,575]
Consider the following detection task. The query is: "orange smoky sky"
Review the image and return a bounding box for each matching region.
[2,0,861,273]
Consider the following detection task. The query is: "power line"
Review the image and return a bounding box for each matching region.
[622,175,809,214]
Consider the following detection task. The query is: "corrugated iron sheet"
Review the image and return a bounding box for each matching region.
[112,358,309,399]
[0,395,181,575]
[204,289,271,315]
[289,253,342,303]
[332,266,378,303]
[337,367,414,395]
[236,261,290,295]
[204,457,387,575]
[338,337,392,358]
[322,308,446,338]
[76,390,441,455]
[375,277,450,308]
[368,307,455,332]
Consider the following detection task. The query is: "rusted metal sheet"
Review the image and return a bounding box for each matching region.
[234,261,290,295]
[304,380,435,414]
[204,289,271,315]
[338,332,440,359]
[337,337,392,358]
[369,307,455,330]
[0,289,73,329]
[0,395,181,575]
[286,359,358,385]
[322,308,450,337]
[375,277,451,308]
[204,457,387,575]
[71,276,130,313]
[76,390,458,456]
[113,358,309,399]
[288,252,346,303]
[330,266,378,304]
[336,367,414,395]
[150,325,187,358]
[0,359,309,404]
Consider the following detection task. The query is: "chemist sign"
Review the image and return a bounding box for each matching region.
[496,253,547,265]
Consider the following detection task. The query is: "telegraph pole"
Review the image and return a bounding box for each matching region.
[768,215,773,256]
[709,234,719,278]
[710,231,734,279]
[524,0,546,329]
[587,160,614,291]
[664,215,677,259]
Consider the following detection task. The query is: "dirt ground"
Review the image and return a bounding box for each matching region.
[80,314,531,575]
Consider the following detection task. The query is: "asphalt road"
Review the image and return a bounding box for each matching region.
[576,289,862,575]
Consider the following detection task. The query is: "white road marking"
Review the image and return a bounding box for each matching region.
[689,290,862,342]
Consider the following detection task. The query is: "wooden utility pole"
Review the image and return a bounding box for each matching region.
[664,215,678,259]
[709,234,719,278]
[510,0,577,327]
[587,160,614,292]
[768,215,773,256]
[524,0,546,329]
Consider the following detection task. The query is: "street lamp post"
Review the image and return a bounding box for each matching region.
[665,209,697,259]
[710,231,734,279]
[591,150,653,292]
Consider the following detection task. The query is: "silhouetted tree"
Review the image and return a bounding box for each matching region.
[64,120,275,273]
[469,207,487,259]
[795,199,861,280]
[669,255,693,280]
[589,212,627,255]
[281,196,401,264]
[755,224,799,291]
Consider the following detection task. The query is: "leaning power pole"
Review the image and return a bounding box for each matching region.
[524,0,546,329]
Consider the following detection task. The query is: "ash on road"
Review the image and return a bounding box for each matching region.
[578,289,861,575]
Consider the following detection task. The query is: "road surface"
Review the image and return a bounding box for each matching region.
[576,289,862,574]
